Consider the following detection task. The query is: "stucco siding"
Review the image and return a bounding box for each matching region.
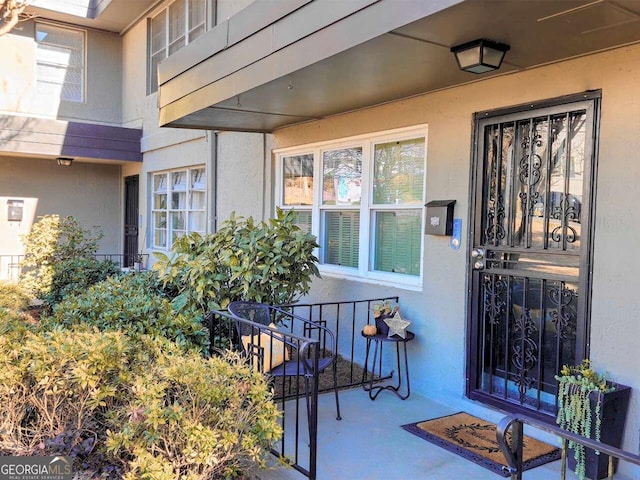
[0,20,122,124]
[216,131,271,225]
[121,19,147,129]
[0,156,122,259]
[271,43,640,472]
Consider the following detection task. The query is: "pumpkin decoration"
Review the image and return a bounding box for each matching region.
[362,324,377,336]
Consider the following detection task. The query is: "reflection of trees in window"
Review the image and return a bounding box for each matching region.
[322,148,362,205]
[484,109,586,251]
[283,154,314,206]
[373,138,424,205]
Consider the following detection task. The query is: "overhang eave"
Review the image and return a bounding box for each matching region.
[157,0,465,132]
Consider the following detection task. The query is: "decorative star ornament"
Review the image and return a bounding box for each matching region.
[384,311,411,339]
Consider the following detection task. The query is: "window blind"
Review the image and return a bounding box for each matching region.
[324,211,360,267]
[374,211,421,275]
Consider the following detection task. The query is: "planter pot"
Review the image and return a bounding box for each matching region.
[567,382,631,480]
[375,314,392,336]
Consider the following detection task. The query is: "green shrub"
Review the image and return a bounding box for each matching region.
[106,350,282,480]
[44,257,120,306]
[20,215,106,300]
[0,281,31,311]
[0,307,37,340]
[0,314,281,479]
[154,208,320,318]
[49,271,209,354]
[0,322,133,459]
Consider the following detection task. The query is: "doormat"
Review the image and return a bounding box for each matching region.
[401,412,560,477]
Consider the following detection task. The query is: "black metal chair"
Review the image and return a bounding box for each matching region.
[228,301,342,421]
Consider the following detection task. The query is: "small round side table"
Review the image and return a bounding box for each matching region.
[361,330,414,400]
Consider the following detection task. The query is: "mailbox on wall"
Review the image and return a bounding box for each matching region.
[425,200,456,236]
[7,199,24,222]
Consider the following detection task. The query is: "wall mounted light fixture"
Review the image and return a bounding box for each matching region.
[56,157,74,166]
[451,38,510,74]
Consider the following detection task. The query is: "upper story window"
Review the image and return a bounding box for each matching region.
[149,0,208,93]
[276,127,427,288]
[35,23,85,102]
[151,166,207,250]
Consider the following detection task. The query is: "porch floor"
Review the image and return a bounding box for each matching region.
[256,388,635,480]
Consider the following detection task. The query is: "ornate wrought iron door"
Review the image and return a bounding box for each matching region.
[124,175,139,267]
[467,93,599,417]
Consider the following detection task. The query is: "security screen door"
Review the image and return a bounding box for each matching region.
[467,92,599,417]
[124,175,139,267]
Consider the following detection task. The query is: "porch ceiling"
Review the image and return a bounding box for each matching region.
[158,0,640,133]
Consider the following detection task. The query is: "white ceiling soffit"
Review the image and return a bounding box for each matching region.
[156,0,640,132]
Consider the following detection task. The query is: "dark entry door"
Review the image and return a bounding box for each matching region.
[124,175,139,267]
[467,92,599,417]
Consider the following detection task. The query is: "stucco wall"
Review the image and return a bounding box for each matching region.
[216,131,272,225]
[272,44,640,468]
[0,20,122,124]
[121,7,213,263]
[0,156,122,263]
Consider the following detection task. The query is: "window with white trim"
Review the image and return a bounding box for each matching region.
[35,23,85,102]
[276,127,427,287]
[148,0,209,93]
[151,167,206,249]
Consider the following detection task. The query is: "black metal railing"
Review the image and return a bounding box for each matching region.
[208,309,322,480]
[94,253,149,269]
[0,254,149,282]
[206,297,400,480]
[282,296,400,391]
[496,413,640,480]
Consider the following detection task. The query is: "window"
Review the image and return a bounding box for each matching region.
[152,167,206,249]
[149,0,208,93]
[276,127,427,287]
[321,147,363,268]
[35,23,85,102]
[282,153,314,232]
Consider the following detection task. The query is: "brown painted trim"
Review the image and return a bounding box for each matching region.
[0,115,142,162]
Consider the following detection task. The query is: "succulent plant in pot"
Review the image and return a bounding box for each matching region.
[555,360,631,480]
[372,300,399,336]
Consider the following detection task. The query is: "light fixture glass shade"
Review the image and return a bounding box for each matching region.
[56,157,74,166]
[451,39,510,74]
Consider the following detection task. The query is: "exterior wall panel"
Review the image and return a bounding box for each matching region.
[0,156,122,261]
[216,0,257,24]
[0,20,122,125]
[216,131,270,225]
